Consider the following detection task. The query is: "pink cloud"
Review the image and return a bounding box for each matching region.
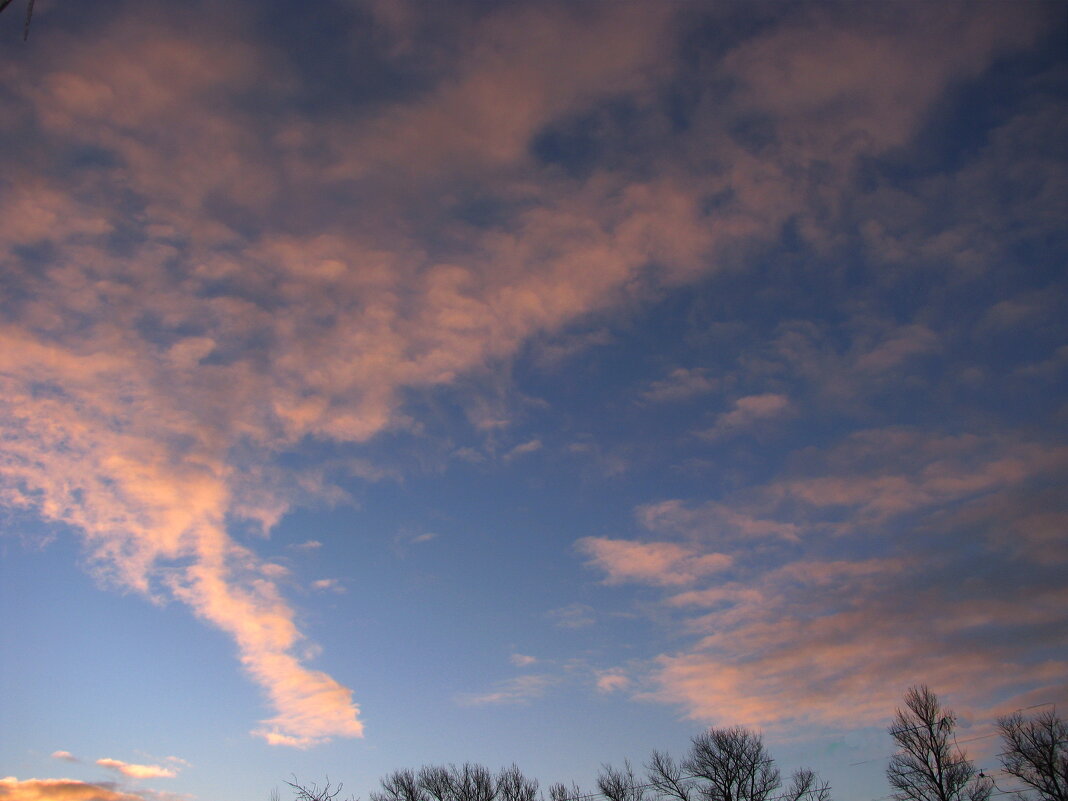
[641,551,1068,733]
[770,432,1067,524]
[577,537,731,586]
[636,500,800,544]
[585,430,1067,732]
[595,670,631,694]
[721,4,1046,157]
[697,393,792,441]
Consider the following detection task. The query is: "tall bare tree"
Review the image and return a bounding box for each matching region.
[997,709,1068,801]
[646,750,692,801]
[498,765,540,801]
[646,727,783,801]
[371,763,540,801]
[372,769,428,801]
[886,685,992,801]
[548,781,585,801]
[598,760,649,801]
[783,769,831,801]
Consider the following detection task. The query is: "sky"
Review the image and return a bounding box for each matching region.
[0,1,1066,800]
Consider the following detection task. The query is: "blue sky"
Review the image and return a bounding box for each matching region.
[1,2,1066,800]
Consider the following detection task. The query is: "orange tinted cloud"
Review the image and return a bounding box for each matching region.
[0,777,148,801]
[94,761,175,780]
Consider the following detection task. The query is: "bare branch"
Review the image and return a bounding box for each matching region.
[285,776,356,801]
[598,761,648,801]
[683,727,781,801]
[997,709,1068,801]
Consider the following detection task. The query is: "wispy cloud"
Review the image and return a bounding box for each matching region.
[577,537,732,586]
[49,752,77,764]
[582,430,1068,730]
[456,674,556,707]
[696,394,791,441]
[95,760,176,780]
[547,604,596,629]
[595,669,631,694]
[642,369,719,404]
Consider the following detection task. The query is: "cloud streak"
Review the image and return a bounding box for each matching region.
[583,429,1068,731]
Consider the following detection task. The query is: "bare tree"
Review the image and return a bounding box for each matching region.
[997,709,1068,801]
[598,760,649,801]
[783,769,831,801]
[452,763,498,801]
[370,762,540,801]
[549,781,585,801]
[646,750,693,801]
[886,685,992,801]
[419,766,456,801]
[498,764,540,801]
[285,777,356,801]
[372,769,429,801]
[682,727,781,801]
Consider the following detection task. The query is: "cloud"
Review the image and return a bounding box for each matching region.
[510,653,538,667]
[583,430,1068,731]
[289,540,322,551]
[642,369,719,404]
[95,761,176,781]
[577,537,732,586]
[595,670,630,693]
[504,439,543,461]
[696,394,791,441]
[637,500,800,544]
[649,559,1068,732]
[311,579,345,594]
[0,777,149,801]
[456,674,556,707]
[48,753,77,764]
[547,604,596,629]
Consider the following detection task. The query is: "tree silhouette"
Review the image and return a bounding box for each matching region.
[886,685,991,801]
[997,708,1068,801]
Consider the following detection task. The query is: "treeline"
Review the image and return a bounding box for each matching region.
[282,686,1067,801]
